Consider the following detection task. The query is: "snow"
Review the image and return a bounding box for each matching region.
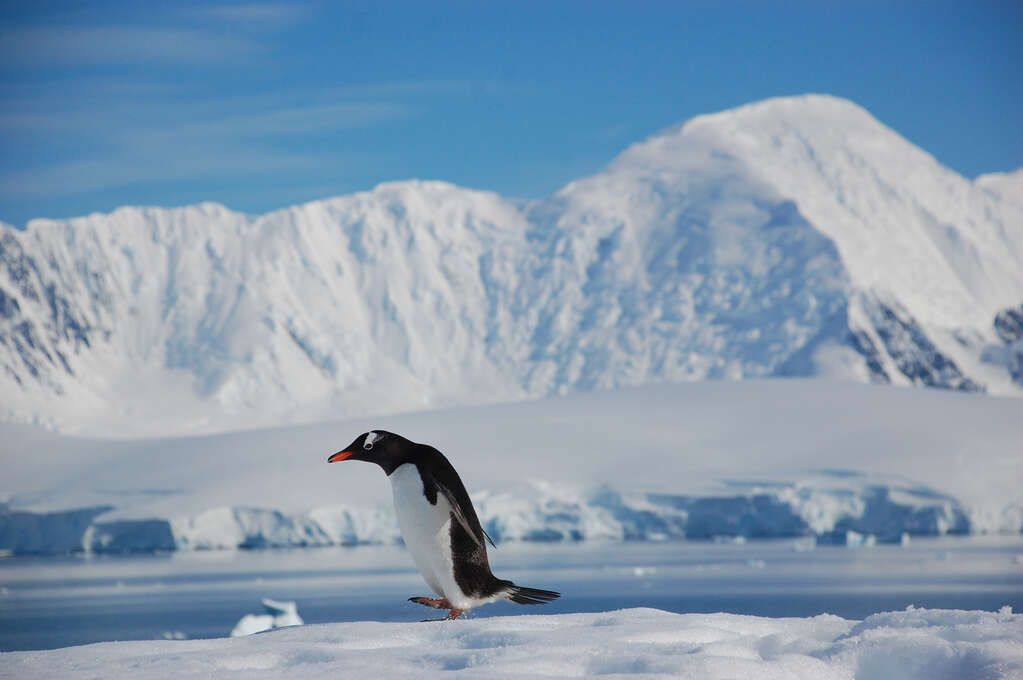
[2,95,1021,437]
[1,380,1021,554]
[978,169,1023,209]
[2,606,1020,679]
[665,97,1023,329]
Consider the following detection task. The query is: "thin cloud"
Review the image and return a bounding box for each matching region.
[191,3,313,29]
[328,79,477,99]
[0,100,415,200]
[340,78,534,99]
[0,100,411,141]
[0,26,261,67]
[166,101,415,138]
[0,149,327,199]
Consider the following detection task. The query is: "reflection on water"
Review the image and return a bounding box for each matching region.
[1,535,1021,651]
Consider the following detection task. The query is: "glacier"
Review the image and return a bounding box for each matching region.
[1,380,1020,555]
[1,94,1021,437]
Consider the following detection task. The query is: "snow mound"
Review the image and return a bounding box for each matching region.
[2,607,1020,679]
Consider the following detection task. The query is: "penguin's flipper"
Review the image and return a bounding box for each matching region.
[482,526,497,549]
[425,469,497,549]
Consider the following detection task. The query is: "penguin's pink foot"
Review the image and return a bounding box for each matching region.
[409,596,452,610]
[419,608,465,622]
[410,597,465,621]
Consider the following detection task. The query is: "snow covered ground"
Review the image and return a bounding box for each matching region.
[1,380,1021,554]
[2,606,1021,679]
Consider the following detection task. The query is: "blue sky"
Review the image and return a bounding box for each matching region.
[1,1,1020,227]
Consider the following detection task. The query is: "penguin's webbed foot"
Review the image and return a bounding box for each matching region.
[409,596,452,610]
[420,609,465,622]
[409,597,465,621]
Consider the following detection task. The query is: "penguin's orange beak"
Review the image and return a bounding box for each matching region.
[328,450,354,463]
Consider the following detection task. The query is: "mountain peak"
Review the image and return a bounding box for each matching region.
[604,93,910,190]
[976,168,1023,205]
[1,96,1021,435]
[606,94,1023,330]
[684,93,877,132]
[615,94,883,159]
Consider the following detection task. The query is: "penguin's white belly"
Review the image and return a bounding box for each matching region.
[389,463,475,609]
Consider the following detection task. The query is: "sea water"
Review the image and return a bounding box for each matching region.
[1,535,1020,651]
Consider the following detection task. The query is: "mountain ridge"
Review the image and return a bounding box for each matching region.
[2,94,1021,436]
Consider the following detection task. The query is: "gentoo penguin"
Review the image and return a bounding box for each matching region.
[327,430,560,620]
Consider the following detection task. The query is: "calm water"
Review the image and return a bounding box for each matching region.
[1,535,1021,651]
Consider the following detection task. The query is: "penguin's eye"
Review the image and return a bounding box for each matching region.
[363,431,381,451]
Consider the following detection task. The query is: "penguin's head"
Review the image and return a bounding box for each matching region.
[328,430,409,475]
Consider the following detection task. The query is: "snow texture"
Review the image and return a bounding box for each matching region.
[2,380,1021,555]
[1,95,1021,437]
[2,606,1021,679]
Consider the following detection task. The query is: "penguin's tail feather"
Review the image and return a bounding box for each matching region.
[500,581,561,605]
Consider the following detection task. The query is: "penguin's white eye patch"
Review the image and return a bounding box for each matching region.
[363,431,381,450]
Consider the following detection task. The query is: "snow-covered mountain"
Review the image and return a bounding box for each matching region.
[2,95,1021,435]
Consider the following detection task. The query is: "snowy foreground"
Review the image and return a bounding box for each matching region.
[3,607,1021,679]
[2,380,1022,554]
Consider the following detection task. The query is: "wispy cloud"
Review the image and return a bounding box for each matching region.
[0,0,504,210]
[0,98,414,199]
[189,3,313,29]
[327,79,480,99]
[0,26,261,68]
[164,101,415,138]
[0,98,413,142]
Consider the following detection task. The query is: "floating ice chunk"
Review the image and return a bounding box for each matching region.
[230,599,303,637]
[231,615,274,637]
[713,535,747,545]
[261,598,303,628]
[845,530,876,548]
[792,536,817,552]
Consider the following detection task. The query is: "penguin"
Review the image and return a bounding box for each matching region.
[327,430,560,620]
